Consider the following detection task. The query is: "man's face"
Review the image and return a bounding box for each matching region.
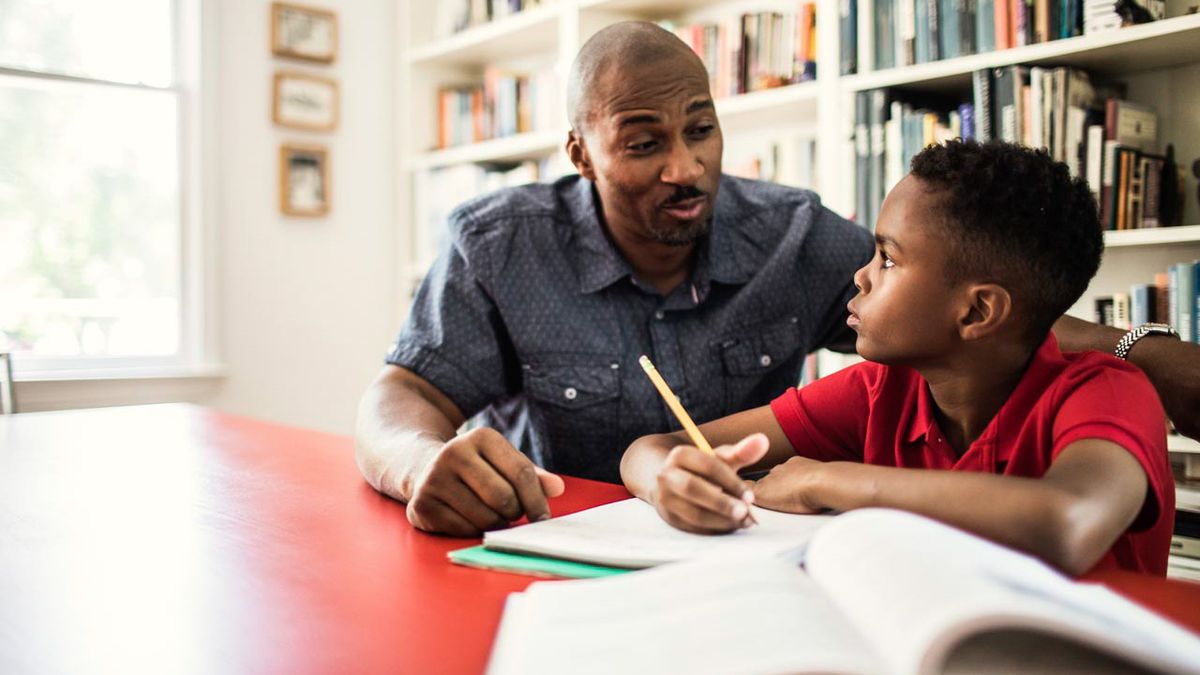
[847,176,964,365]
[575,56,722,246]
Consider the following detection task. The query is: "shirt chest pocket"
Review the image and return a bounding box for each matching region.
[523,361,621,410]
[718,316,803,376]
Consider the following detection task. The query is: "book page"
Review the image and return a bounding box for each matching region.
[486,556,883,675]
[804,509,1200,675]
[484,498,833,568]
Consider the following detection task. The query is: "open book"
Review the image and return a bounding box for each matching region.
[487,508,1200,675]
[482,497,833,568]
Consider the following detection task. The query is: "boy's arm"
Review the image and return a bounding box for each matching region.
[1053,315,1200,440]
[620,405,797,534]
[753,438,1148,576]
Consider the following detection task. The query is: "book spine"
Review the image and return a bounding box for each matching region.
[1085,124,1104,205]
[928,0,941,60]
[1175,262,1195,342]
[995,0,1011,49]
[855,91,872,228]
[1131,284,1151,326]
[899,0,917,65]
[972,69,993,141]
[1194,263,1200,344]
[840,0,858,74]
[941,0,961,59]
[870,89,888,229]
[916,0,931,62]
[876,0,897,69]
[977,0,996,52]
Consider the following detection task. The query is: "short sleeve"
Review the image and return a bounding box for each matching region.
[386,239,517,419]
[1051,360,1172,533]
[770,362,877,462]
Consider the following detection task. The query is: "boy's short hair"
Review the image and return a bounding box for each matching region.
[909,140,1103,344]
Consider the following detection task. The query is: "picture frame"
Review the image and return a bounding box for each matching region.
[273,72,339,131]
[279,144,330,217]
[271,2,338,64]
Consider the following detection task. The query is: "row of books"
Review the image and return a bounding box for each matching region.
[852,65,1183,232]
[433,0,553,39]
[725,135,816,189]
[664,7,817,99]
[1093,261,1200,343]
[839,0,1165,74]
[436,68,558,149]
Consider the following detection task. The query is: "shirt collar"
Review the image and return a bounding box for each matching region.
[903,332,1067,445]
[566,175,761,295]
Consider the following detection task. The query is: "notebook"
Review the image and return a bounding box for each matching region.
[488,508,1200,675]
[481,497,834,568]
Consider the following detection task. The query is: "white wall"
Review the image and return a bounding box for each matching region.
[203,0,398,434]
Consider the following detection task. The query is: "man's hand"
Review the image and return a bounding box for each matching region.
[406,427,565,537]
[651,433,770,534]
[752,455,829,515]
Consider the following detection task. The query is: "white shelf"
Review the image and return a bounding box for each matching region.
[842,14,1200,93]
[715,81,820,132]
[406,3,561,66]
[410,129,564,169]
[1104,225,1200,249]
[1170,435,1200,455]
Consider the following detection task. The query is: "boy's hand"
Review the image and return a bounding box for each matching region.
[752,456,828,514]
[652,433,770,534]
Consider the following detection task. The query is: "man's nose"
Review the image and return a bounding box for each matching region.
[660,141,703,185]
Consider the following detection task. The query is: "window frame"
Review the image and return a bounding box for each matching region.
[2,0,217,381]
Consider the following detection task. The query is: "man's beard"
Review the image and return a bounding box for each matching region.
[651,185,711,246]
[648,216,711,246]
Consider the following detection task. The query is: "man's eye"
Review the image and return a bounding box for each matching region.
[628,140,657,152]
[689,124,714,138]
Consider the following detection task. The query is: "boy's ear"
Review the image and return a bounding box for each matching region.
[566,131,596,181]
[957,283,1012,341]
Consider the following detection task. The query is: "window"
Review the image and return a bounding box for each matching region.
[0,0,198,374]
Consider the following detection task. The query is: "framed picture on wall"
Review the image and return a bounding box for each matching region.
[271,2,338,63]
[273,72,338,131]
[279,144,330,217]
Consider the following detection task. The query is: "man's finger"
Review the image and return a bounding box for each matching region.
[442,478,511,531]
[456,450,526,521]
[480,441,553,523]
[407,494,483,537]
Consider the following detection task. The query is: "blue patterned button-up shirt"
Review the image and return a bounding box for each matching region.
[387,174,874,483]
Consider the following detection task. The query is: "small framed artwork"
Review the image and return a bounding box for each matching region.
[273,72,338,131]
[271,2,338,63]
[279,144,330,217]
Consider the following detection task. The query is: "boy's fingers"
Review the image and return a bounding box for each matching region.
[660,464,749,529]
[715,433,771,471]
[669,446,747,499]
[658,488,744,534]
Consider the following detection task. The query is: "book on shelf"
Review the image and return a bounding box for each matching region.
[859,0,1169,72]
[433,0,552,39]
[487,508,1200,675]
[436,67,557,150]
[725,134,816,189]
[666,7,817,100]
[840,0,858,74]
[1095,262,1200,344]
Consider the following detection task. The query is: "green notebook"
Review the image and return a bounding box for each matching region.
[448,545,631,579]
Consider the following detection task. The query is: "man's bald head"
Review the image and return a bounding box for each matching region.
[567,21,707,133]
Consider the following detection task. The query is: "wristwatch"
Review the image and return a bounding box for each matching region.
[1113,323,1180,360]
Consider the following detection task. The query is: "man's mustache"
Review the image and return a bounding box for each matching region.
[663,187,706,205]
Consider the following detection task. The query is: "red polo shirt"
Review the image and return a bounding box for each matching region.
[770,333,1174,575]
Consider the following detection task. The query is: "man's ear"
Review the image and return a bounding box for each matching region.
[958,283,1012,341]
[566,130,596,181]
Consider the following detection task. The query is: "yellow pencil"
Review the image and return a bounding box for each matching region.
[638,355,757,526]
[638,355,714,454]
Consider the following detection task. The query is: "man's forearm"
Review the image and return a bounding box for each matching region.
[354,369,463,502]
[1053,315,1200,440]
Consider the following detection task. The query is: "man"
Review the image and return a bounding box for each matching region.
[357,22,1200,537]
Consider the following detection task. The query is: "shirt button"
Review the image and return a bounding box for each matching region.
[610,363,620,370]
[564,387,578,401]
[760,354,772,367]
[654,310,665,320]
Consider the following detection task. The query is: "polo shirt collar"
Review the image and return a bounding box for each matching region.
[903,332,1068,445]
[567,175,759,295]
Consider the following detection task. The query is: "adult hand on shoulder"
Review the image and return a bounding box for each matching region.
[752,455,827,515]
[652,433,770,535]
[406,427,565,537]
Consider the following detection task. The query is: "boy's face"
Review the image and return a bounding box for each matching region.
[847,175,965,365]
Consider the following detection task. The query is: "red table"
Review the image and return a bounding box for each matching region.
[1,404,1197,674]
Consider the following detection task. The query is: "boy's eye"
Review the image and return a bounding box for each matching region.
[880,251,894,269]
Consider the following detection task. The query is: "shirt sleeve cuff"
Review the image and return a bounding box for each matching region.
[386,342,492,419]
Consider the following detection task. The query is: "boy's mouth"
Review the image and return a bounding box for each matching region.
[846,302,861,329]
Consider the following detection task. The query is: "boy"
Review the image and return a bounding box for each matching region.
[621,140,1174,576]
